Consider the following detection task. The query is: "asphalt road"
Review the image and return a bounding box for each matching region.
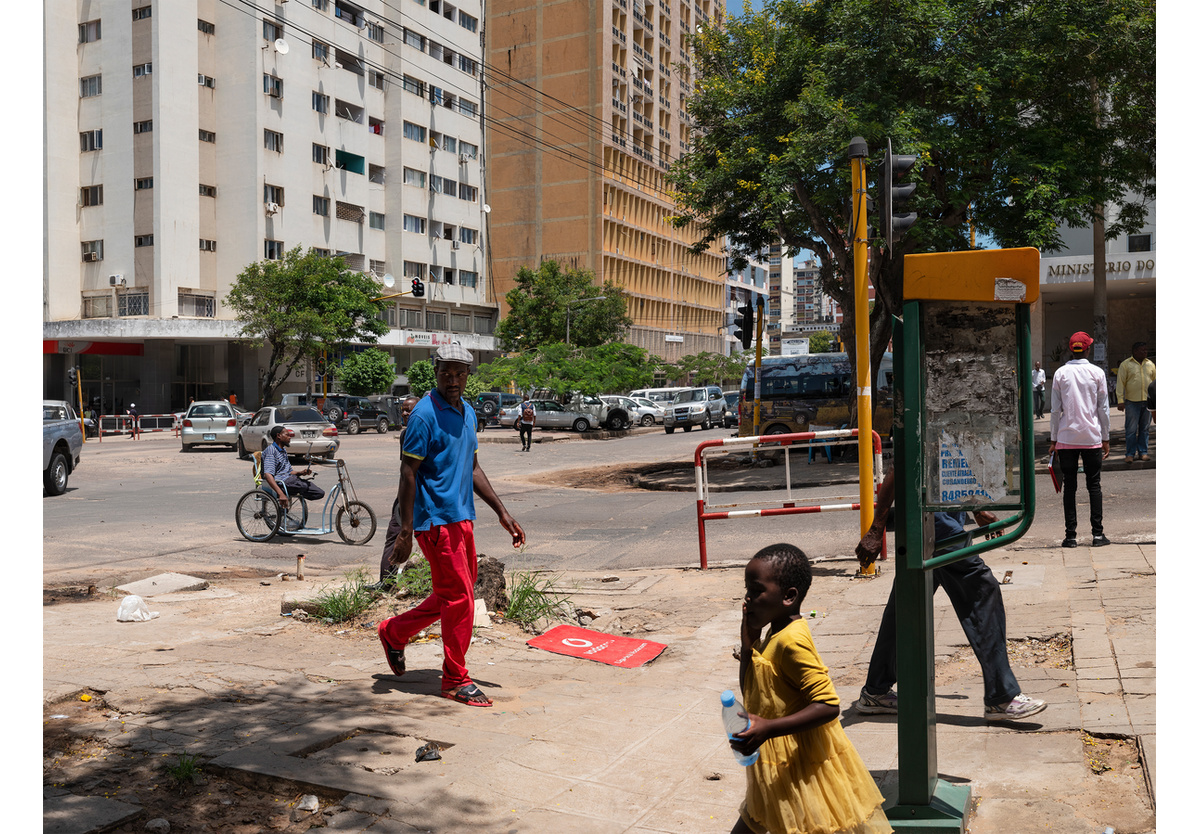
[42,427,1156,586]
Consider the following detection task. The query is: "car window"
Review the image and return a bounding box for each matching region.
[279,406,325,423]
[252,410,270,426]
[190,404,229,417]
[44,405,70,420]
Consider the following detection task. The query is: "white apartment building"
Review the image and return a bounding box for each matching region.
[765,242,794,354]
[44,0,496,414]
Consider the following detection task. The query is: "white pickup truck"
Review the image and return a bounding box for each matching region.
[43,400,83,496]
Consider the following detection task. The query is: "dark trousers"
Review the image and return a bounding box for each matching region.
[283,474,324,501]
[379,496,404,582]
[1033,388,1045,418]
[1057,447,1103,538]
[864,518,1020,707]
[518,423,533,450]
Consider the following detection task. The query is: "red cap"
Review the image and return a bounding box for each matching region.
[1068,331,1093,352]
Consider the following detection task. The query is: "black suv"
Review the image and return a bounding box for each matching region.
[474,392,522,423]
[313,394,391,434]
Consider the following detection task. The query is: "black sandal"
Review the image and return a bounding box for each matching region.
[379,635,406,677]
[442,683,492,707]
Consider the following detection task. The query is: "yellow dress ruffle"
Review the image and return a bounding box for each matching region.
[738,619,893,834]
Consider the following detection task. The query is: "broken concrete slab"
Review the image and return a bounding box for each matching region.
[116,572,209,597]
[43,793,143,834]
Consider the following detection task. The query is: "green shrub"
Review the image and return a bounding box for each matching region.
[505,571,574,628]
[387,558,433,598]
[311,568,377,622]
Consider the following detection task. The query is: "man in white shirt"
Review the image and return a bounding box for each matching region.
[1048,331,1110,548]
[1032,361,1046,419]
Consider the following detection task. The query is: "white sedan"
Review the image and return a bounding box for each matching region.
[603,396,662,427]
[498,400,599,432]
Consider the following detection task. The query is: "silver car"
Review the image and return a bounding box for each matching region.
[498,400,599,432]
[238,406,340,460]
[181,400,240,451]
[602,395,661,427]
[631,396,666,424]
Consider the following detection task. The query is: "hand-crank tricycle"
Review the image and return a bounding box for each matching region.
[235,453,377,544]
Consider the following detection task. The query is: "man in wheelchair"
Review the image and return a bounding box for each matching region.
[262,425,326,508]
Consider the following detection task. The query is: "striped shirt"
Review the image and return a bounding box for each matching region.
[262,441,292,482]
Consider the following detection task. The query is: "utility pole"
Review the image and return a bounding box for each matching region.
[848,137,875,551]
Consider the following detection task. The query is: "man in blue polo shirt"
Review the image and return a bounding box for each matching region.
[377,344,525,707]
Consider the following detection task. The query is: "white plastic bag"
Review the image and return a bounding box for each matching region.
[117,594,160,622]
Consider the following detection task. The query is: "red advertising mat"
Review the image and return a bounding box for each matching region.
[526,625,667,668]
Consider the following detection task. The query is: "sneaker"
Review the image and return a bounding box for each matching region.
[854,688,898,715]
[1092,535,1111,547]
[1062,538,1077,548]
[984,693,1046,722]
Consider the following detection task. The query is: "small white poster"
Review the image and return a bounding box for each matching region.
[936,429,1007,504]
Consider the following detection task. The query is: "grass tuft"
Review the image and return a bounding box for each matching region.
[386,558,433,598]
[166,752,203,791]
[311,568,377,622]
[504,570,574,629]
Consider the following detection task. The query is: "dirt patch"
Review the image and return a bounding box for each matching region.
[935,635,1073,687]
[525,461,693,491]
[1083,732,1143,777]
[45,696,331,833]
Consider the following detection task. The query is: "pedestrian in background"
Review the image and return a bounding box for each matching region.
[126,403,139,439]
[1116,341,1155,463]
[1032,361,1046,419]
[1049,331,1110,547]
[517,396,536,452]
[730,543,892,834]
[374,395,420,588]
[377,345,525,707]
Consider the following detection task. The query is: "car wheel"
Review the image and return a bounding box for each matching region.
[665,426,675,434]
[326,407,343,424]
[683,424,693,432]
[477,416,486,432]
[44,452,69,495]
[572,418,590,432]
[347,417,360,435]
[482,399,499,417]
[765,424,791,436]
[701,416,713,431]
[181,442,192,452]
[377,417,389,434]
[237,438,249,460]
[640,415,654,427]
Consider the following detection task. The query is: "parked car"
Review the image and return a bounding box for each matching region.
[278,393,391,434]
[498,400,599,432]
[602,395,659,428]
[180,400,241,451]
[43,400,83,496]
[663,385,726,433]
[238,406,340,460]
[723,391,741,428]
[474,392,522,422]
[630,396,666,424]
[232,403,255,429]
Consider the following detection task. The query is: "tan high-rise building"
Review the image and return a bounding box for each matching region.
[485,0,726,360]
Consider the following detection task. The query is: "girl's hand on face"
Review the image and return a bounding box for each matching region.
[740,602,755,649]
[730,712,771,754]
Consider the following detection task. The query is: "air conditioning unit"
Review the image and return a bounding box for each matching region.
[268,89,282,98]
[265,202,280,215]
[451,240,460,250]
[84,252,99,262]
[459,153,469,164]
[108,274,126,286]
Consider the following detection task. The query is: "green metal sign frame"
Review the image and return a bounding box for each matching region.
[885,299,1037,832]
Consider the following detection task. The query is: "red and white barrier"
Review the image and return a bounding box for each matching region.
[97,413,179,439]
[694,429,885,569]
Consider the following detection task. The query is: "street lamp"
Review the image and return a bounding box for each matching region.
[566,296,606,346]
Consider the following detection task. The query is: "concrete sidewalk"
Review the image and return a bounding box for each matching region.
[44,540,1155,833]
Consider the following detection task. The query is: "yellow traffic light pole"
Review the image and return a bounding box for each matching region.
[849,138,875,574]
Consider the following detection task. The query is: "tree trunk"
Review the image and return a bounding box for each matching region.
[1092,209,1108,370]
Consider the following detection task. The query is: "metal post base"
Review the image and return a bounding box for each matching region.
[886,780,972,832]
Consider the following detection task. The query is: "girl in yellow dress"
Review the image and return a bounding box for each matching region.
[730,543,893,834]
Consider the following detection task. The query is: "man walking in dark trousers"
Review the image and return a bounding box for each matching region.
[375,395,419,587]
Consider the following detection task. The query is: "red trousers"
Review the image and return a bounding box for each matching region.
[377,520,477,691]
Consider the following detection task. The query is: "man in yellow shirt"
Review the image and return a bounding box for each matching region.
[1116,341,1155,463]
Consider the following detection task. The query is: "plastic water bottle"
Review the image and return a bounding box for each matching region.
[721,690,759,766]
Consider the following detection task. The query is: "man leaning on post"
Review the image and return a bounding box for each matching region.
[376,344,525,707]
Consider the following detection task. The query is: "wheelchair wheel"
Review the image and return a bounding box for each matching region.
[236,490,282,542]
[278,495,309,535]
[336,500,377,545]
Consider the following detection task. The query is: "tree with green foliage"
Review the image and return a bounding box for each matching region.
[806,331,835,354]
[338,348,396,396]
[494,260,633,351]
[670,0,1154,413]
[476,342,656,397]
[672,352,748,387]
[226,247,388,405]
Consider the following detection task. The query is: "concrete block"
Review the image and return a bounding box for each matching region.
[43,793,143,834]
[116,572,209,597]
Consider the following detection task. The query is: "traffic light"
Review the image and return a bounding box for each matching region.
[411,277,425,298]
[734,300,755,350]
[880,138,918,253]
[67,367,77,388]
